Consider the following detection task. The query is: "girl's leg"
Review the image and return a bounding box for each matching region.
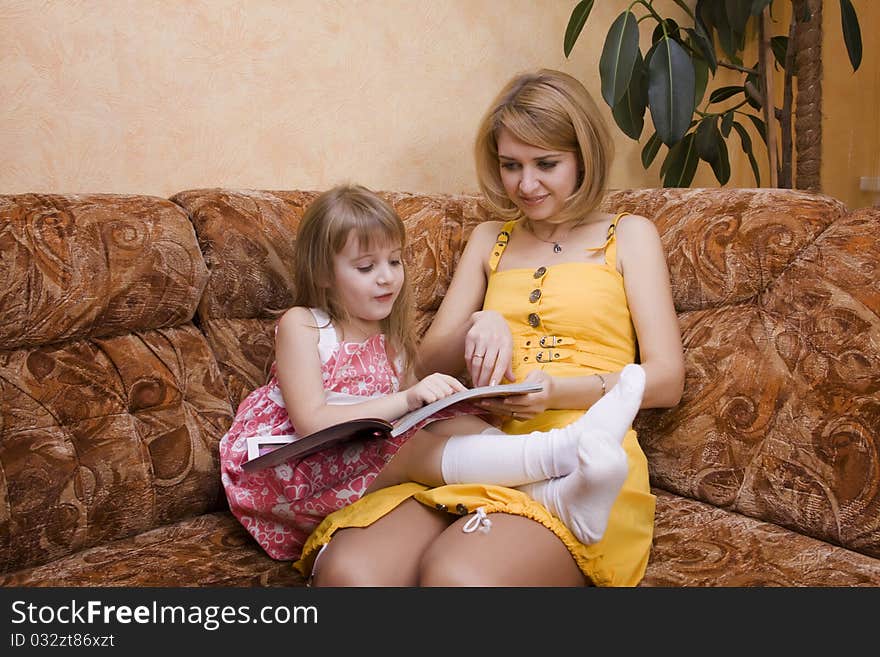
[418,514,587,587]
[310,498,454,586]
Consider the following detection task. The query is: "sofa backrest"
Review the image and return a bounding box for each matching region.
[0,194,233,573]
[601,189,880,558]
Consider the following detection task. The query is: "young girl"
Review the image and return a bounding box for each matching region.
[220,183,646,562]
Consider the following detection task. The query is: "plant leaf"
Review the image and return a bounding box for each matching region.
[612,52,648,140]
[672,0,696,21]
[600,11,640,107]
[725,0,751,37]
[714,4,742,64]
[721,110,734,137]
[839,0,862,72]
[770,36,789,71]
[662,133,699,187]
[564,0,595,58]
[709,85,745,103]
[686,26,717,74]
[746,113,767,144]
[695,116,720,163]
[692,54,709,107]
[652,18,680,45]
[750,0,772,15]
[709,133,731,185]
[648,36,695,145]
[732,120,761,186]
[641,132,662,169]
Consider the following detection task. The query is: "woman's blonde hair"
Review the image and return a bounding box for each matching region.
[290,183,416,376]
[474,68,613,223]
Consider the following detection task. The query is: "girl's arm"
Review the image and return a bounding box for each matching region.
[274,307,467,436]
[418,220,514,385]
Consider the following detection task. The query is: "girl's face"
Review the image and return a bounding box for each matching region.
[496,126,580,224]
[332,230,404,328]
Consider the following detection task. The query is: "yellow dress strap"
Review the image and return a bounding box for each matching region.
[584,212,628,267]
[488,220,517,273]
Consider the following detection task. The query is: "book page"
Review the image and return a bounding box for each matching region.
[390,381,543,437]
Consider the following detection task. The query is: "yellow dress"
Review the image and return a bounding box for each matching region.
[295,214,656,586]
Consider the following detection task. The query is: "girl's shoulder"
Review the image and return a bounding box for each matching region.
[276,306,326,336]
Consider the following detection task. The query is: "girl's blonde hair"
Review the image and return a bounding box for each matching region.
[474,68,613,224]
[291,183,416,376]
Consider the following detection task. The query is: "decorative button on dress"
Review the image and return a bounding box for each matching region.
[296,214,656,586]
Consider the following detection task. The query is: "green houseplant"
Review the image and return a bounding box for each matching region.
[565,0,864,187]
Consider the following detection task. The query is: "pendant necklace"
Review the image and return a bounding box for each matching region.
[524,219,582,253]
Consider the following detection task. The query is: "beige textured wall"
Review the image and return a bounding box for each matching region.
[1,1,876,209]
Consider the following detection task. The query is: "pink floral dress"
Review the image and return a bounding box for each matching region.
[220,308,468,560]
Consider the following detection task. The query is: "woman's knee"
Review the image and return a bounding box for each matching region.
[417,546,487,587]
[310,543,388,587]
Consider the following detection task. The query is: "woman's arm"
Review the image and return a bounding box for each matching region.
[417,220,514,385]
[479,214,684,420]
[616,214,685,408]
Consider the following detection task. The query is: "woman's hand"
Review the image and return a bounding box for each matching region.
[465,310,515,387]
[405,372,468,411]
[476,369,555,421]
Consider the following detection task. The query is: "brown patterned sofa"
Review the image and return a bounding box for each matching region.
[1,187,878,586]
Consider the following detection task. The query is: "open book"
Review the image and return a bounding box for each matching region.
[241,380,543,472]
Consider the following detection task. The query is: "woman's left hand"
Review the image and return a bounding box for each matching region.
[476,369,555,421]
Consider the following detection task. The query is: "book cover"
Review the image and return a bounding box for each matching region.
[241,380,542,473]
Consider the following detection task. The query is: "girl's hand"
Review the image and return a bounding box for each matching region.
[465,310,515,387]
[476,369,554,421]
[405,373,468,411]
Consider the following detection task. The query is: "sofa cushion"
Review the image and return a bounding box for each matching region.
[601,190,880,560]
[644,489,880,586]
[0,511,303,587]
[0,193,234,574]
[0,193,208,350]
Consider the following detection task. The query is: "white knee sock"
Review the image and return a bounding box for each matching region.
[440,425,579,487]
[441,364,646,491]
[517,364,647,544]
[517,429,628,544]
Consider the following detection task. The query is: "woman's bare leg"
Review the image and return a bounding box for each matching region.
[418,514,587,587]
[310,499,454,586]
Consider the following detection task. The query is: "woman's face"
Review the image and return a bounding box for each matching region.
[496,126,580,223]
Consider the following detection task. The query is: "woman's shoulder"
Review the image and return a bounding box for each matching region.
[471,219,510,239]
[461,219,510,254]
[615,212,660,240]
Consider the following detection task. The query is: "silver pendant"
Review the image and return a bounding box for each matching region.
[553,243,562,253]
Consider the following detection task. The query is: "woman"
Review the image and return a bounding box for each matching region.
[296,69,684,586]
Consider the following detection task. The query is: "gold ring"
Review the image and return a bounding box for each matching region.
[473,353,485,359]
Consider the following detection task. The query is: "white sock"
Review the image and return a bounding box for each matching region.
[516,364,646,544]
[571,363,646,442]
[441,364,645,490]
[441,424,580,487]
[518,428,629,544]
